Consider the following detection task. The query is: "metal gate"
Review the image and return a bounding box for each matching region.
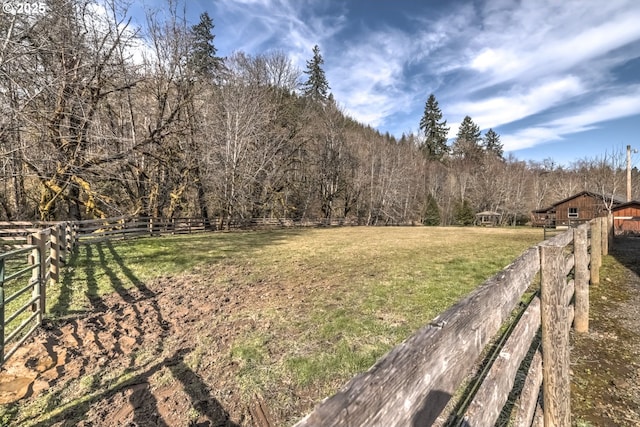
[0,236,46,365]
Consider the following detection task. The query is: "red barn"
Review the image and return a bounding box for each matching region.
[612,201,640,234]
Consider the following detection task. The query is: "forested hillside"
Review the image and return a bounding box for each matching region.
[1,1,636,225]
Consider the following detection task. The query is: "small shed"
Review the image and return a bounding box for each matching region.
[475,211,501,226]
[612,201,640,234]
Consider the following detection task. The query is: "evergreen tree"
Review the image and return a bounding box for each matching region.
[422,193,441,226]
[419,94,450,160]
[188,12,223,79]
[454,199,475,226]
[452,115,482,161]
[302,45,330,102]
[483,128,504,159]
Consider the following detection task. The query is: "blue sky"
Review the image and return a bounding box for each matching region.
[133,0,640,166]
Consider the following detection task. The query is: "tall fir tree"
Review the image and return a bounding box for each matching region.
[454,199,475,226]
[452,115,482,160]
[422,193,441,226]
[483,128,504,159]
[302,45,330,102]
[188,12,223,79]
[419,94,450,160]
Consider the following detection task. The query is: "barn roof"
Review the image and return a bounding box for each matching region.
[612,200,640,211]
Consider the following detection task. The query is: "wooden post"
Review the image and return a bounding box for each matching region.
[590,219,601,285]
[600,216,608,256]
[0,258,5,364]
[574,226,589,333]
[607,213,614,251]
[65,222,72,252]
[540,244,571,427]
[50,225,60,285]
[72,222,78,249]
[27,231,46,321]
[59,223,67,264]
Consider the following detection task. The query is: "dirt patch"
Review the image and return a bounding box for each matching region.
[571,236,640,426]
[0,270,295,426]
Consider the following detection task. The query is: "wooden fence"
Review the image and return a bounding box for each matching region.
[295,217,610,427]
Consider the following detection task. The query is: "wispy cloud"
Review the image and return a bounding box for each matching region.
[328,28,415,127]
[467,1,640,86]
[502,86,640,151]
[449,76,585,130]
[214,0,347,62]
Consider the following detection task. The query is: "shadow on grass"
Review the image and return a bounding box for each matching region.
[52,229,304,317]
[48,249,79,317]
[23,349,240,427]
[100,241,168,356]
[610,235,640,277]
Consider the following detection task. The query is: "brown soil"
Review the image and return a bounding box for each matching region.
[1,237,639,427]
[571,236,640,426]
[0,270,292,426]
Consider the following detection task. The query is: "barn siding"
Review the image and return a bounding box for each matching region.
[554,194,606,226]
[613,203,640,233]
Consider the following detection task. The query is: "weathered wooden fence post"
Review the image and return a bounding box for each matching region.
[590,219,601,285]
[600,216,608,256]
[27,230,47,321]
[50,225,60,285]
[0,257,5,364]
[65,222,72,253]
[121,217,127,239]
[607,213,614,252]
[72,222,78,249]
[540,243,571,427]
[59,223,67,264]
[574,225,589,333]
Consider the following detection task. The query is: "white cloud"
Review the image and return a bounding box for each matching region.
[214,0,347,64]
[449,76,585,130]
[502,86,640,151]
[502,127,564,151]
[464,1,640,85]
[547,91,640,131]
[328,27,415,127]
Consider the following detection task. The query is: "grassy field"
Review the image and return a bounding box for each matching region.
[4,226,545,425]
[50,226,544,318]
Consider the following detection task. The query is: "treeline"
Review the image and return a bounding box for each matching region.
[0,0,636,226]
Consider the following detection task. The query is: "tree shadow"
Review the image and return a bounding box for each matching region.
[411,389,453,427]
[18,348,217,427]
[96,242,168,357]
[10,348,242,427]
[84,245,108,311]
[609,235,640,277]
[48,249,80,316]
[167,349,241,427]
